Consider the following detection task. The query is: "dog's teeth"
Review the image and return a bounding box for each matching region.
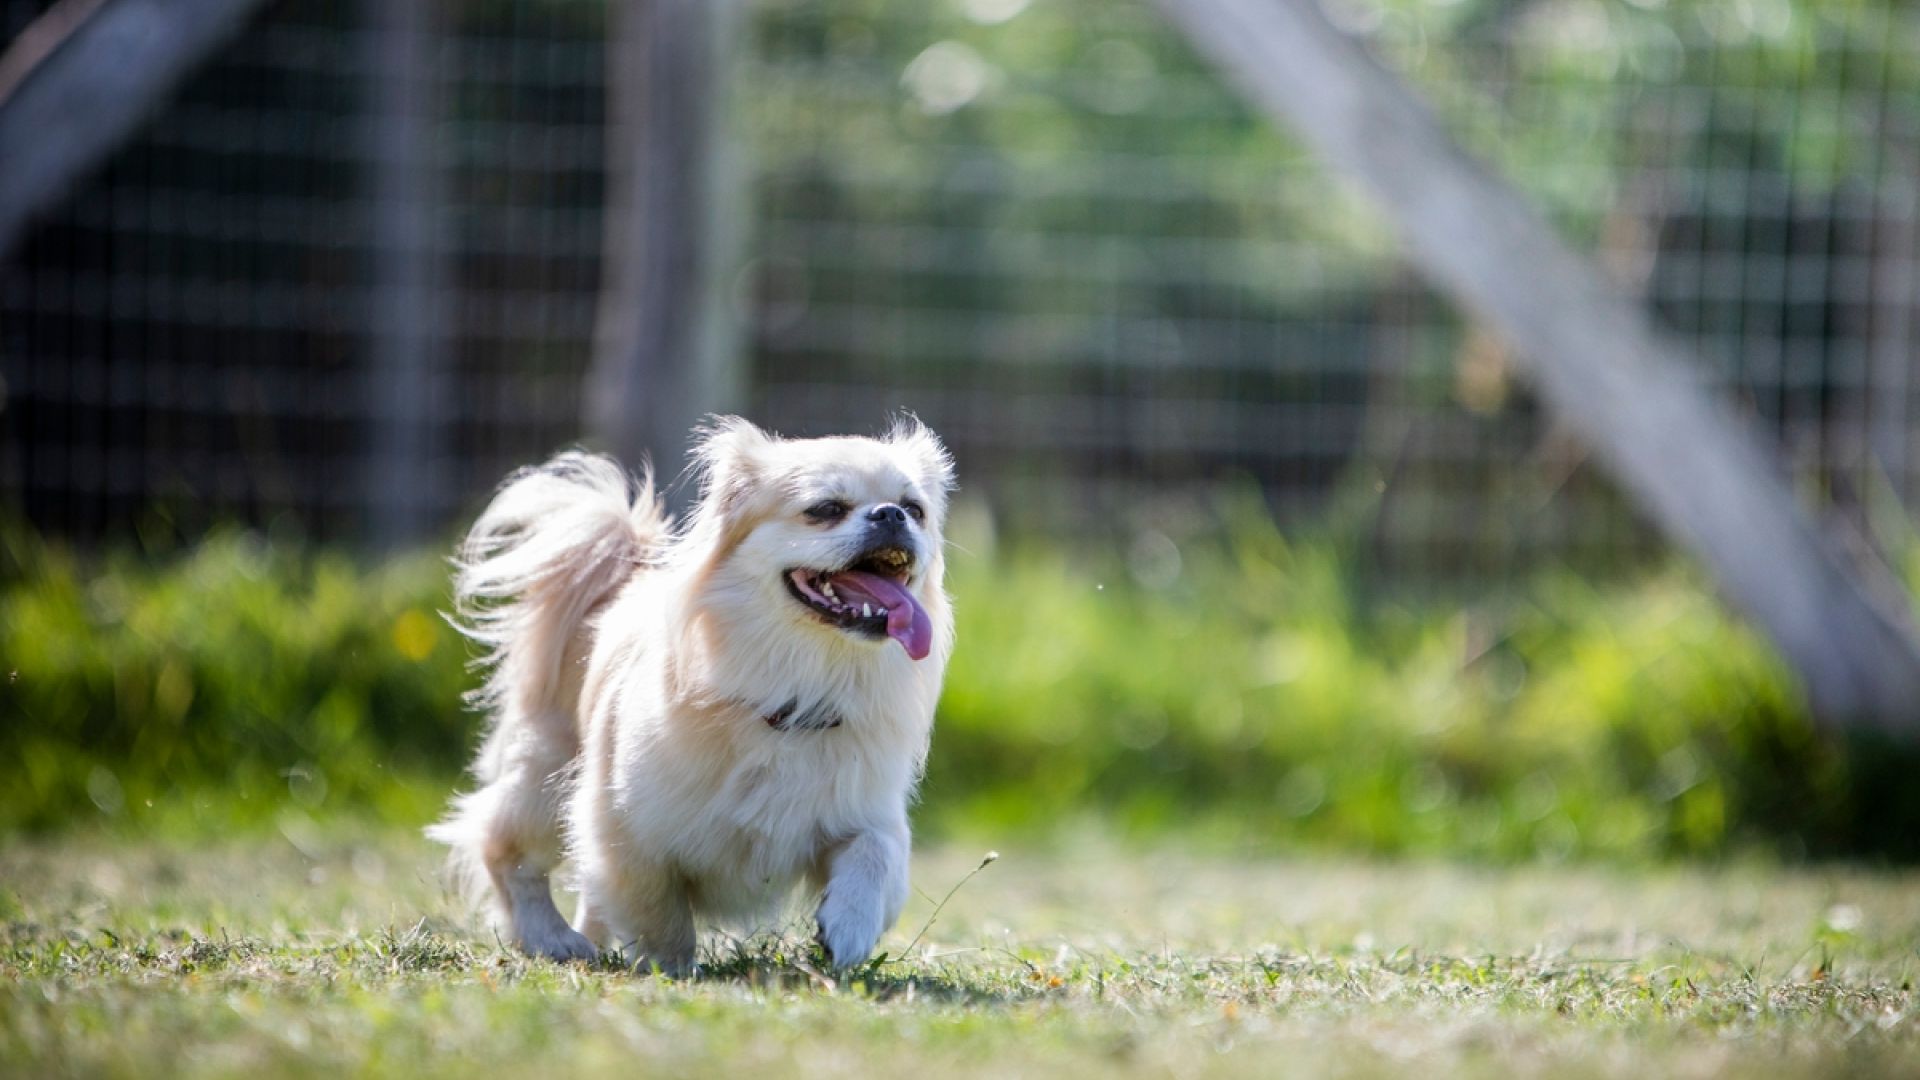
[877,606,888,616]
[862,603,873,618]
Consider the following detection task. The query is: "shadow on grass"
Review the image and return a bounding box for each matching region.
[580,932,1030,1006]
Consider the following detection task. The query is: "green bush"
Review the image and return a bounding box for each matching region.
[931,518,1861,859]
[4,519,1916,859]
[0,529,467,833]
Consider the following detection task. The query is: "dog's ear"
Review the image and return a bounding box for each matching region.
[887,415,955,505]
[689,415,779,532]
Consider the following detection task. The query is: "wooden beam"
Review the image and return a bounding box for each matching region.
[361,0,448,550]
[1153,0,1920,730]
[0,0,268,259]
[585,0,745,506]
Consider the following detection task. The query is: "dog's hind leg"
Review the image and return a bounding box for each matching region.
[431,450,664,961]
[430,729,596,962]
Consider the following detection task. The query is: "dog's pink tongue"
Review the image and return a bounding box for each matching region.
[830,570,934,661]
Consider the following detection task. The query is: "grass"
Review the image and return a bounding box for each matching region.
[6,514,1920,1072]
[5,828,1919,1077]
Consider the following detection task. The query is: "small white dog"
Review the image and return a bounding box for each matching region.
[429,416,955,972]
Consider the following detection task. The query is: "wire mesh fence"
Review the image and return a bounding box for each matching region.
[1,0,1915,584]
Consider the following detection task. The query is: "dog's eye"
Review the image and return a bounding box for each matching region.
[804,500,850,523]
[901,499,925,522]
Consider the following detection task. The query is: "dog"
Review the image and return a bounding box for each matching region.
[428,416,955,972]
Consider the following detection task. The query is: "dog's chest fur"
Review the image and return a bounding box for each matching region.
[610,703,924,918]
[581,576,939,920]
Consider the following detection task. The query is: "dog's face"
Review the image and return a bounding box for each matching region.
[683,418,953,663]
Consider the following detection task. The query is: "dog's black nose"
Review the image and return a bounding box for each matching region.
[868,503,909,526]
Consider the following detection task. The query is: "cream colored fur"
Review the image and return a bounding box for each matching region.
[428,417,955,972]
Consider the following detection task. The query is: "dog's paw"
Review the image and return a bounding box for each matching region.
[814,886,886,969]
[520,924,599,964]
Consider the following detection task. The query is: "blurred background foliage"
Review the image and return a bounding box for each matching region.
[5,0,1920,856]
[742,0,1918,574]
[11,0,1917,575]
[8,501,1919,861]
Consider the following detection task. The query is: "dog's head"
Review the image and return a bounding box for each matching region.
[678,416,954,662]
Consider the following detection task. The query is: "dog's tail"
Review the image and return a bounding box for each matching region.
[449,450,666,724]
[426,451,666,907]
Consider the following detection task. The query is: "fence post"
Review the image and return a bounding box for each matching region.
[1153,0,1920,731]
[586,0,744,505]
[362,0,447,550]
[1870,177,1917,509]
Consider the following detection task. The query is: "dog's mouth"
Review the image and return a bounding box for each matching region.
[784,546,934,661]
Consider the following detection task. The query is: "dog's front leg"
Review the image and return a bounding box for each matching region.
[813,820,910,969]
[576,855,697,977]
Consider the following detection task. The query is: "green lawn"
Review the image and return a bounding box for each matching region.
[4,830,1917,1077]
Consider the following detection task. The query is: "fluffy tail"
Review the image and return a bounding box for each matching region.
[450,451,666,723]
[427,451,667,914]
